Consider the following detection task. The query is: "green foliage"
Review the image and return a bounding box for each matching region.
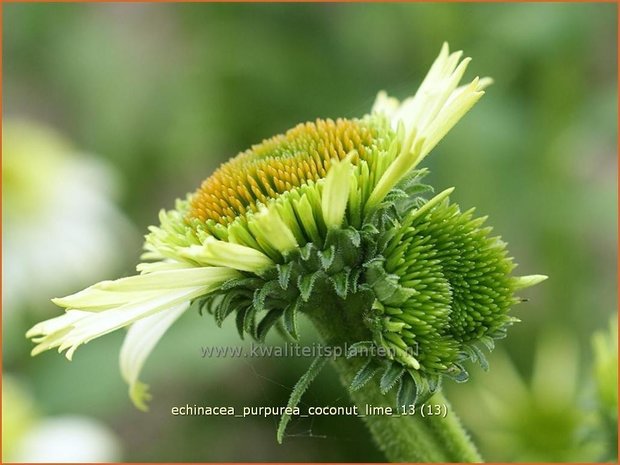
[276,356,329,444]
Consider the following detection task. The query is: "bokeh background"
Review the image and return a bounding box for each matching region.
[3,3,617,462]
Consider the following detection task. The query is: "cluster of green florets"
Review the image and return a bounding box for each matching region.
[138,108,533,408]
[192,159,521,405]
[361,188,520,404]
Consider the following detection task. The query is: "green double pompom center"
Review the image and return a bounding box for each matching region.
[194,169,519,406]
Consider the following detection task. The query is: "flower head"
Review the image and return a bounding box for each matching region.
[27,43,545,411]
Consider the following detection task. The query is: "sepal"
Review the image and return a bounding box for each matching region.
[350,358,382,392]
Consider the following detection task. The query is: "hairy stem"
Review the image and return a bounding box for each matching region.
[307,293,482,462]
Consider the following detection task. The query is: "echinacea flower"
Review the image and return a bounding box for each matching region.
[27,42,546,424]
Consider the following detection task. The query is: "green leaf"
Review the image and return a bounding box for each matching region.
[382,285,418,306]
[361,223,380,236]
[299,242,315,261]
[348,268,362,294]
[214,294,237,326]
[257,308,284,342]
[479,336,495,351]
[447,364,469,383]
[220,277,264,291]
[253,280,281,313]
[397,374,418,408]
[195,294,217,316]
[426,374,442,395]
[339,229,362,265]
[331,269,350,299]
[297,271,323,302]
[363,258,388,287]
[235,308,247,340]
[404,183,433,196]
[275,319,297,343]
[489,327,508,340]
[283,300,301,340]
[318,245,336,270]
[350,358,381,391]
[346,340,376,358]
[396,168,430,192]
[380,363,405,394]
[243,306,257,339]
[471,344,489,371]
[277,356,329,444]
[342,227,361,248]
[277,263,293,290]
[389,187,409,199]
[461,345,477,362]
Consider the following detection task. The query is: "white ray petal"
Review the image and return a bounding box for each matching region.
[52,267,240,309]
[179,237,274,273]
[368,43,490,213]
[28,267,241,360]
[120,302,189,411]
[40,287,204,360]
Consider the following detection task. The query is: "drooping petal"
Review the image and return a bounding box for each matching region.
[119,302,188,411]
[36,288,200,360]
[27,267,241,360]
[52,267,240,309]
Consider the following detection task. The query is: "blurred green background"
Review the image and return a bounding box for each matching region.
[3,3,617,462]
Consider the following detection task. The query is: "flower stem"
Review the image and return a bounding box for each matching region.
[307,294,483,462]
[423,391,482,462]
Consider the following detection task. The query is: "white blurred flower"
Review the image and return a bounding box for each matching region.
[12,416,121,463]
[2,119,133,314]
[2,376,36,461]
[3,375,121,463]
